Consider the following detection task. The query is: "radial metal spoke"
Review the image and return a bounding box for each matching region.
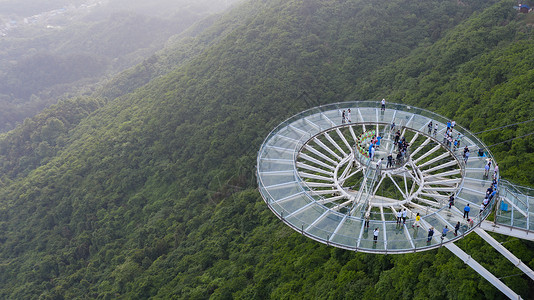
[401,126,408,139]
[305,145,339,164]
[275,191,306,203]
[303,117,322,131]
[349,125,358,144]
[305,210,330,231]
[265,181,298,189]
[286,201,315,218]
[410,137,431,157]
[408,201,438,215]
[372,194,402,205]
[299,153,336,170]
[306,182,337,188]
[260,170,294,175]
[289,124,309,135]
[423,186,457,192]
[404,223,416,248]
[266,145,293,152]
[424,178,462,186]
[424,169,461,178]
[336,128,352,152]
[338,161,353,183]
[404,173,409,196]
[276,134,299,143]
[414,197,442,208]
[417,152,451,168]
[372,176,386,195]
[419,192,449,201]
[329,215,348,241]
[344,167,363,182]
[357,108,365,129]
[387,174,407,199]
[435,212,456,229]
[412,145,441,164]
[260,158,293,163]
[325,132,348,157]
[409,132,420,146]
[356,217,366,247]
[461,186,489,196]
[421,161,458,174]
[299,172,334,182]
[405,113,415,128]
[332,199,353,211]
[297,162,334,176]
[381,208,387,249]
[376,109,380,133]
[456,196,480,207]
[313,189,342,195]
[418,121,430,132]
[316,195,347,205]
[313,138,343,161]
[320,112,336,127]
[390,109,397,123]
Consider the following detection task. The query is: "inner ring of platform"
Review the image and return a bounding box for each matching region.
[296,123,463,214]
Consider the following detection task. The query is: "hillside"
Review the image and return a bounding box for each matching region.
[0,0,240,132]
[0,0,533,299]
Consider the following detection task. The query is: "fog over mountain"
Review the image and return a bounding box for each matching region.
[0,0,240,132]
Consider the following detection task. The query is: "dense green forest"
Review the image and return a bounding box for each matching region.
[0,0,533,299]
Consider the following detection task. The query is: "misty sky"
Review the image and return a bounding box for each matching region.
[0,0,239,18]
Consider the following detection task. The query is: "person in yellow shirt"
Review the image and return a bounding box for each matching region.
[412,213,421,228]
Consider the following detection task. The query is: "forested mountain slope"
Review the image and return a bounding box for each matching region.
[354,1,534,184]
[0,0,532,299]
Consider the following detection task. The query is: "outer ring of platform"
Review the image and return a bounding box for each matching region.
[257,101,498,254]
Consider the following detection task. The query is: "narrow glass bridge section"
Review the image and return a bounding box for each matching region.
[481,180,534,240]
[257,102,498,254]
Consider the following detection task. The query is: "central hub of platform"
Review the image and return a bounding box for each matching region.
[257,102,497,253]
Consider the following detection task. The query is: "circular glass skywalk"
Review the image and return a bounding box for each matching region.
[257,102,498,253]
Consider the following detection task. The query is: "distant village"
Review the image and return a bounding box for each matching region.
[0,0,107,37]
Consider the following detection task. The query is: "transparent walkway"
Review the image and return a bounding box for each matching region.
[257,102,498,253]
[482,181,534,240]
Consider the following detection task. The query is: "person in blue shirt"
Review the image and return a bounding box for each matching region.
[489,190,497,201]
[376,135,382,149]
[463,203,470,219]
[441,226,449,240]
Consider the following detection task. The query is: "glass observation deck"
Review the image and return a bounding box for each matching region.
[257,102,498,254]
